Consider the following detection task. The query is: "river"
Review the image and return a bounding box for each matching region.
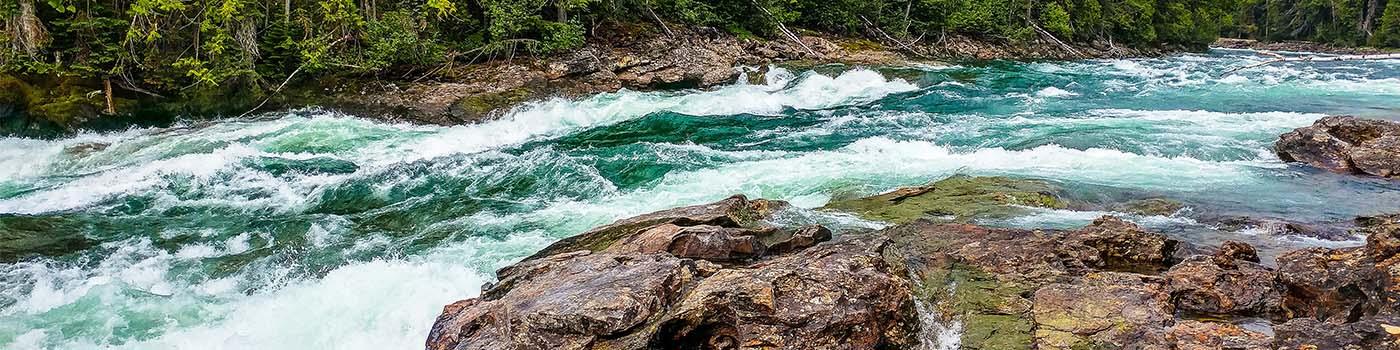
[2,49,1399,349]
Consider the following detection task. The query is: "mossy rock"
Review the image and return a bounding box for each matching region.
[823,175,1066,224]
[0,214,97,262]
[916,264,1036,349]
[448,88,534,122]
[1112,198,1185,216]
[835,38,887,52]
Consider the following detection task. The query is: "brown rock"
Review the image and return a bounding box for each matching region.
[522,194,788,261]
[428,196,913,350]
[1273,315,1400,349]
[1065,216,1180,272]
[1276,116,1400,178]
[1165,255,1280,316]
[1166,320,1273,350]
[651,239,918,350]
[1214,240,1261,264]
[605,224,770,262]
[427,252,703,350]
[763,224,832,256]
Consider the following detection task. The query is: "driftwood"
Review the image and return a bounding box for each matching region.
[750,0,817,56]
[1029,22,1083,58]
[1222,51,1400,75]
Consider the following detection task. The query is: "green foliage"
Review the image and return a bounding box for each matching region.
[10,0,1369,102]
[1237,0,1395,47]
[1040,2,1073,37]
[1374,0,1400,46]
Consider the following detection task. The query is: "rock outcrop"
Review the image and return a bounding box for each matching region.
[1276,116,1400,179]
[428,194,1400,349]
[427,195,919,350]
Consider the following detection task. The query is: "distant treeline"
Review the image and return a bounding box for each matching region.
[0,0,1392,94]
[1233,0,1400,47]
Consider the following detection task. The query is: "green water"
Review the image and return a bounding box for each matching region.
[1,49,1399,349]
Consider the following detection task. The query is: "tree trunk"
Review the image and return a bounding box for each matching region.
[103,78,116,115]
[1362,0,1381,37]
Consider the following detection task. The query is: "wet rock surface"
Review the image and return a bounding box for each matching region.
[427,195,917,350]
[821,175,1066,224]
[429,193,1400,349]
[1276,115,1400,179]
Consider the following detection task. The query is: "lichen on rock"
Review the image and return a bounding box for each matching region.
[822,175,1067,224]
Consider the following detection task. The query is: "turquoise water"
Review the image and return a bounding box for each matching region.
[2,49,1399,349]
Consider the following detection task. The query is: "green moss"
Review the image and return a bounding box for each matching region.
[822,175,1065,224]
[1113,198,1185,216]
[915,264,1035,349]
[449,88,534,122]
[835,38,886,52]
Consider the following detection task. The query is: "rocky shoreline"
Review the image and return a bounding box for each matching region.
[425,116,1400,349]
[3,23,1179,137]
[1213,38,1399,55]
[305,24,1179,126]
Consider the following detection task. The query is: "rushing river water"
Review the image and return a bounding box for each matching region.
[2,49,1400,349]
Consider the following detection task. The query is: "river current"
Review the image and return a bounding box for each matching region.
[2,49,1400,349]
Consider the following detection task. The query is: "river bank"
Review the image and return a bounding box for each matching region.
[1,22,1181,138]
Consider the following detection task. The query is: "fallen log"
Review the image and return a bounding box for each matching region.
[1222,52,1400,75]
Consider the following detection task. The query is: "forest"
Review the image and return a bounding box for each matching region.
[0,0,1397,112]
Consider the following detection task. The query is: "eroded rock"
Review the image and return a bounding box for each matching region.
[427,252,704,350]
[1276,116,1400,178]
[1165,255,1280,317]
[651,239,919,350]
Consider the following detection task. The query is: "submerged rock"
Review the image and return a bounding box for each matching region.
[822,175,1065,224]
[1112,197,1186,216]
[1276,116,1400,179]
[62,142,109,157]
[1202,214,1357,241]
[0,214,97,262]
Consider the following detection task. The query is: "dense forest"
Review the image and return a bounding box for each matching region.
[1234,0,1400,47]
[0,0,1396,118]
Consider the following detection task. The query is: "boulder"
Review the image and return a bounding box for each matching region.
[427,252,705,350]
[1276,247,1381,321]
[650,239,919,350]
[1165,255,1280,316]
[428,196,913,350]
[1065,216,1181,272]
[1276,116,1400,178]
